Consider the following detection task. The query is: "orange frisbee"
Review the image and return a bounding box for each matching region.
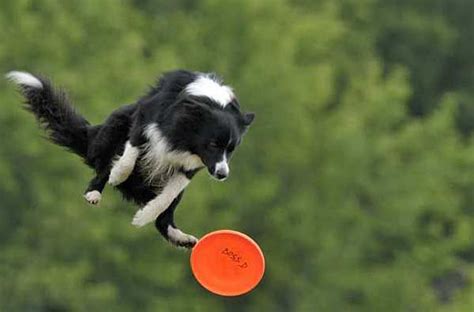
[190,230,265,296]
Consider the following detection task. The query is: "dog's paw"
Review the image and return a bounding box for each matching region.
[108,162,134,186]
[168,226,198,249]
[84,190,101,205]
[131,208,156,227]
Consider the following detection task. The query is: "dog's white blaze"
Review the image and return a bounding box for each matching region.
[167,225,197,245]
[185,75,234,107]
[108,141,139,185]
[142,123,203,182]
[132,173,190,227]
[215,153,229,176]
[6,71,43,89]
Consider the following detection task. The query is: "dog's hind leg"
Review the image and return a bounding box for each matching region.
[84,174,108,205]
[108,140,140,186]
[86,103,139,187]
[107,120,145,186]
[154,191,198,248]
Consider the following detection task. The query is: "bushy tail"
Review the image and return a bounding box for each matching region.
[6,71,90,159]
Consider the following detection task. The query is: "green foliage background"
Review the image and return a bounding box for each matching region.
[0,0,473,311]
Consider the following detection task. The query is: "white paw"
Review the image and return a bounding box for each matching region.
[84,190,101,205]
[131,207,156,227]
[108,162,134,186]
[167,226,198,248]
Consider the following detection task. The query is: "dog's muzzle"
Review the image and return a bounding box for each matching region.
[213,160,229,181]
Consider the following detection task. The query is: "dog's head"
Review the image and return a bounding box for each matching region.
[174,98,254,181]
[171,75,255,181]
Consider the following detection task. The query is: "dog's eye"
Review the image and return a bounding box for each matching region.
[209,142,219,149]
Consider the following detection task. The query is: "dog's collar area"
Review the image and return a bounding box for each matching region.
[179,167,202,179]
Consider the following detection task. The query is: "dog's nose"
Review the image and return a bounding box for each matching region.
[214,159,229,181]
[215,171,228,181]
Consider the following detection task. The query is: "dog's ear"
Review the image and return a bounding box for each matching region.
[239,112,255,134]
[242,112,255,126]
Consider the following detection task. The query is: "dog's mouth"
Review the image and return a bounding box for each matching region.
[208,166,229,181]
[212,172,228,181]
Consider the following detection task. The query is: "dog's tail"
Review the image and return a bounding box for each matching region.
[6,71,90,159]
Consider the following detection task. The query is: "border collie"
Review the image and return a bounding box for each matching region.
[6,70,255,248]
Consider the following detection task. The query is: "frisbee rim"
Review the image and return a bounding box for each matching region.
[190,229,265,296]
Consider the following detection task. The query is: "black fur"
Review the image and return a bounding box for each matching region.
[19,77,91,159]
[7,70,255,248]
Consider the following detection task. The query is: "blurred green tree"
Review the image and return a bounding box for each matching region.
[0,0,473,311]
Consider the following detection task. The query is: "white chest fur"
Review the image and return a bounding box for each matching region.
[141,123,203,183]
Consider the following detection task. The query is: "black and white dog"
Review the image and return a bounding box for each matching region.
[6,70,254,248]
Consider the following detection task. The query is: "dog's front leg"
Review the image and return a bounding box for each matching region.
[155,191,198,248]
[131,173,190,227]
[108,141,140,186]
